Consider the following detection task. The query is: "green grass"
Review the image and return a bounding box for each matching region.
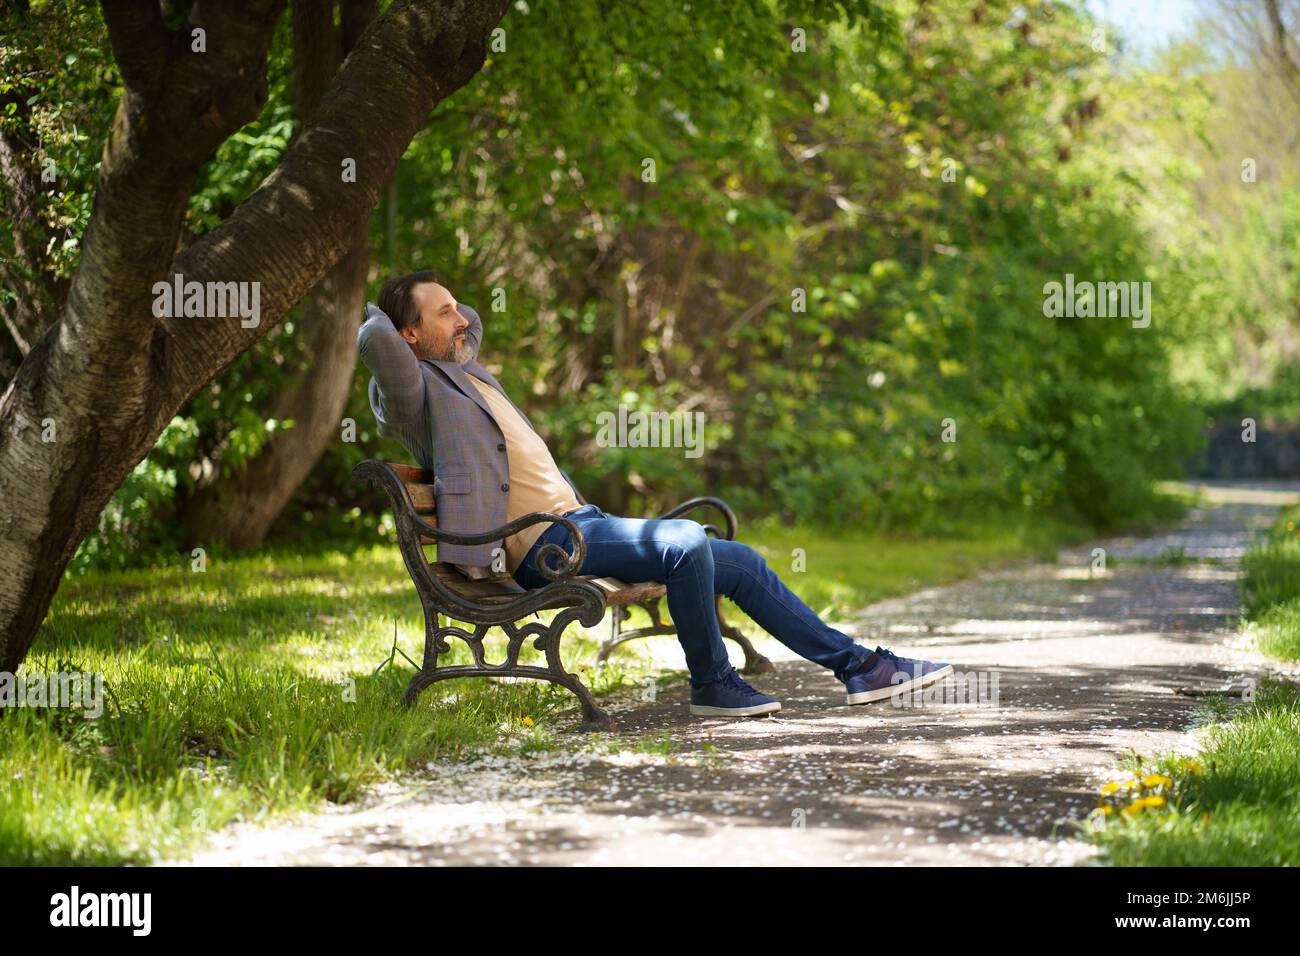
[1081,680,1300,866]
[1082,503,1300,865]
[739,512,1083,620]
[1241,505,1300,660]
[2,516,1090,865]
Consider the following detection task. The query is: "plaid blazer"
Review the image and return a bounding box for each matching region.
[357,301,585,567]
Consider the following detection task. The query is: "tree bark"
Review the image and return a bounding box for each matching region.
[0,20,75,382]
[0,0,512,671]
[180,0,378,549]
[1265,0,1300,94]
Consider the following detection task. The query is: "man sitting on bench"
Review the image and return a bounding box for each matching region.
[357,269,952,717]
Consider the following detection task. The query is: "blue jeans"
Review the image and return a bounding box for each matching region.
[512,504,874,685]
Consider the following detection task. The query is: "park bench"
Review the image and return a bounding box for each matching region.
[352,459,773,731]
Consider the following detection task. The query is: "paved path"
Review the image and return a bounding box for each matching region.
[180,481,1300,866]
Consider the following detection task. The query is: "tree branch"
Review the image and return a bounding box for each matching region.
[0,0,512,669]
[1265,0,1300,93]
[99,0,169,95]
[153,0,512,425]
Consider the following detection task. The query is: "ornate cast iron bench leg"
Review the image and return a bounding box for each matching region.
[355,459,619,731]
[401,600,618,733]
[596,595,774,676]
[401,606,443,708]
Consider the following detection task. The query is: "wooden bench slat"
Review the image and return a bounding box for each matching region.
[584,577,666,605]
[383,460,437,515]
[406,484,436,513]
[427,562,666,608]
[430,562,525,598]
[387,462,433,484]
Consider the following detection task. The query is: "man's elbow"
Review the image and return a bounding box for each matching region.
[356,319,379,362]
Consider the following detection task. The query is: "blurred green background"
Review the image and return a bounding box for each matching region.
[4,0,1296,575]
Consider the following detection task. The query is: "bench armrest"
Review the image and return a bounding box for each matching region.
[657,495,738,541]
[352,459,589,581]
[414,509,591,583]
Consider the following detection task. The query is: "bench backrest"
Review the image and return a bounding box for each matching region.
[386,461,436,517]
[376,459,657,606]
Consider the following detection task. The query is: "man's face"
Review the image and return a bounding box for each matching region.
[399,282,473,363]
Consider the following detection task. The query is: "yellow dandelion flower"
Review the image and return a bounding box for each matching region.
[522,715,535,727]
[1101,781,1121,795]
[1126,796,1166,813]
[1141,773,1172,789]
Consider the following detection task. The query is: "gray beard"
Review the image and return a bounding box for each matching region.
[450,339,474,363]
[422,339,473,363]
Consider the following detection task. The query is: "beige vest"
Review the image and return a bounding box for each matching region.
[464,373,583,573]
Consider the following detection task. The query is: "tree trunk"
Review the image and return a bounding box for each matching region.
[180,234,371,549]
[0,0,512,672]
[180,0,378,549]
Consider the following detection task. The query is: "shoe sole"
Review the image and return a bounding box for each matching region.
[689,701,782,717]
[846,664,954,705]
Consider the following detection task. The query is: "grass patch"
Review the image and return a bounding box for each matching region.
[631,733,678,756]
[740,512,1087,622]
[3,515,1091,865]
[1081,500,1300,865]
[1081,680,1300,866]
[1241,505,1300,660]
[1109,546,1196,568]
[1107,547,1227,569]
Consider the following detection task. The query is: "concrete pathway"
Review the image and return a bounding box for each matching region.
[179,481,1300,866]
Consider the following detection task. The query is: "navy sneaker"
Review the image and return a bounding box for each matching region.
[689,667,781,717]
[845,645,953,705]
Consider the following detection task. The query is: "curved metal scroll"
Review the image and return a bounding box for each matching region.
[351,459,605,628]
[657,495,739,541]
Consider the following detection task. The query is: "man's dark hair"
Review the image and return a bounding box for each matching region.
[377,269,441,331]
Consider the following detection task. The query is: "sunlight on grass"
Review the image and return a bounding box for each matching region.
[1241,506,1300,661]
[1081,681,1300,866]
[1081,505,1300,865]
[4,518,1087,865]
[740,513,1081,621]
